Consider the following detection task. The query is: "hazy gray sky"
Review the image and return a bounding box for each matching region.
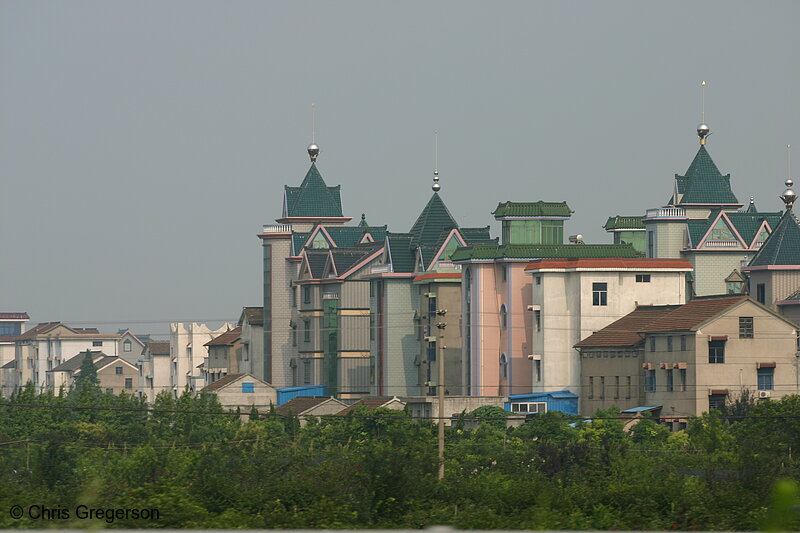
[1,1,798,337]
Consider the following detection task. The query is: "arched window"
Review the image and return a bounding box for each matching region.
[123,339,132,352]
[500,354,508,380]
[500,304,507,329]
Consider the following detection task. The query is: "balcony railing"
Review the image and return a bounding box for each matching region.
[369,264,393,274]
[704,240,739,248]
[261,224,292,234]
[644,207,686,219]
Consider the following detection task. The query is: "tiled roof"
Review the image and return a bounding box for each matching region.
[275,396,342,416]
[146,341,170,356]
[386,233,416,273]
[575,306,679,347]
[330,243,383,276]
[577,296,751,347]
[205,326,242,347]
[284,164,344,218]
[674,146,739,205]
[202,373,245,391]
[17,322,63,339]
[603,216,645,230]
[292,225,388,254]
[450,243,641,261]
[305,250,329,278]
[459,226,496,245]
[0,312,29,320]
[338,396,405,415]
[50,351,106,373]
[409,193,459,247]
[525,257,692,272]
[726,211,782,245]
[643,296,748,332]
[239,307,264,327]
[493,201,572,218]
[748,210,800,266]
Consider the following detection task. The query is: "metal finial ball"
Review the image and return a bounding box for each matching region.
[307,144,320,162]
[432,182,441,192]
[697,123,710,137]
[787,179,794,188]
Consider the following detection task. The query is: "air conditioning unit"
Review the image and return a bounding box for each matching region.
[758,390,771,399]
[424,336,437,342]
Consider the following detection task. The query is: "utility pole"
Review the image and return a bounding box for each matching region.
[436,309,447,480]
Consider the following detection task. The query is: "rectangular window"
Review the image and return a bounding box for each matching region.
[756,284,766,304]
[614,376,620,399]
[709,393,727,412]
[709,340,725,364]
[303,320,311,343]
[427,342,436,362]
[647,230,655,258]
[304,286,311,304]
[534,310,541,332]
[588,376,594,399]
[680,335,687,351]
[680,368,687,391]
[592,282,608,306]
[536,276,541,285]
[124,378,132,389]
[123,340,132,352]
[534,360,541,382]
[292,328,297,347]
[241,382,255,393]
[739,317,754,338]
[93,340,103,347]
[666,369,674,392]
[757,367,774,391]
[291,285,297,307]
[600,376,605,399]
[650,337,656,352]
[645,369,656,392]
[510,402,547,414]
[667,336,673,352]
[635,274,651,283]
[428,296,437,316]
[502,265,507,282]
[303,360,311,384]
[115,366,123,375]
[626,376,632,399]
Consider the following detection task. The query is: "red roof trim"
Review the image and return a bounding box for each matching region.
[413,272,462,282]
[525,258,693,271]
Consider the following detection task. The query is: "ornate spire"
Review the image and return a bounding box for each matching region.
[697,81,709,145]
[307,103,319,162]
[780,179,796,210]
[432,131,440,192]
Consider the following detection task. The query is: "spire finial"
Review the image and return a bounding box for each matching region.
[432,131,440,192]
[697,81,710,145]
[781,179,796,210]
[307,103,320,162]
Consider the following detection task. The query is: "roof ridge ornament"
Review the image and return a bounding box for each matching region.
[307,103,320,162]
[780,179,795,210]
[697,81,710,145]
[432,130,440,192]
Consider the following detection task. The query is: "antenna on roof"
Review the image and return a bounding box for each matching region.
[307,104,319,162]
[432,131,441,192]
[697,81,710,146]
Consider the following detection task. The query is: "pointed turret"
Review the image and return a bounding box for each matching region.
[409,193,459,247]
[670,144,741,207]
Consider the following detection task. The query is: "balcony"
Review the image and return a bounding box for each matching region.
[704,240,739,248]
[644,207,686,220]
[261,224,292,234]
[369,264,393,274]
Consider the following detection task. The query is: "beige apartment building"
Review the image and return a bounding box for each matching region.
[577,295,799,424]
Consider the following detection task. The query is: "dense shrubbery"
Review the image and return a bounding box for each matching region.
[1,384,799,529]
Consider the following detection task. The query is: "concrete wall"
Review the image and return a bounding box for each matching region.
[98,361,139,395]
[170,322,231,393]
[688,252,754,297]
[210,375,278,411]
[580,348,644,415]
[533,269,687,396]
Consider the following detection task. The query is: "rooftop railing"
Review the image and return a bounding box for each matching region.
[644,207,686,219]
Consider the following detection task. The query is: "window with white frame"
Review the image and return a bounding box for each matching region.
[509,402,547,414]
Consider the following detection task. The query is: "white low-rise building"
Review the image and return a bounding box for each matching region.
[525,257,692,399]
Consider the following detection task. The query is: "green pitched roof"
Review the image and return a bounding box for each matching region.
[727,212,781,245]
[385,233,416,273]
[459,226,497,245]
[409,193,459,247]
[492,201,573,218]
[292,225,388,254]
[745,199,758,213]
[748,210,800,266]
[284,163,344,218]
[673,146,739,205]
[450,243,641,261]
[603,215,645,231]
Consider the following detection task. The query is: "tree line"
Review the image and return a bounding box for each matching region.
[1,372,799,529]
